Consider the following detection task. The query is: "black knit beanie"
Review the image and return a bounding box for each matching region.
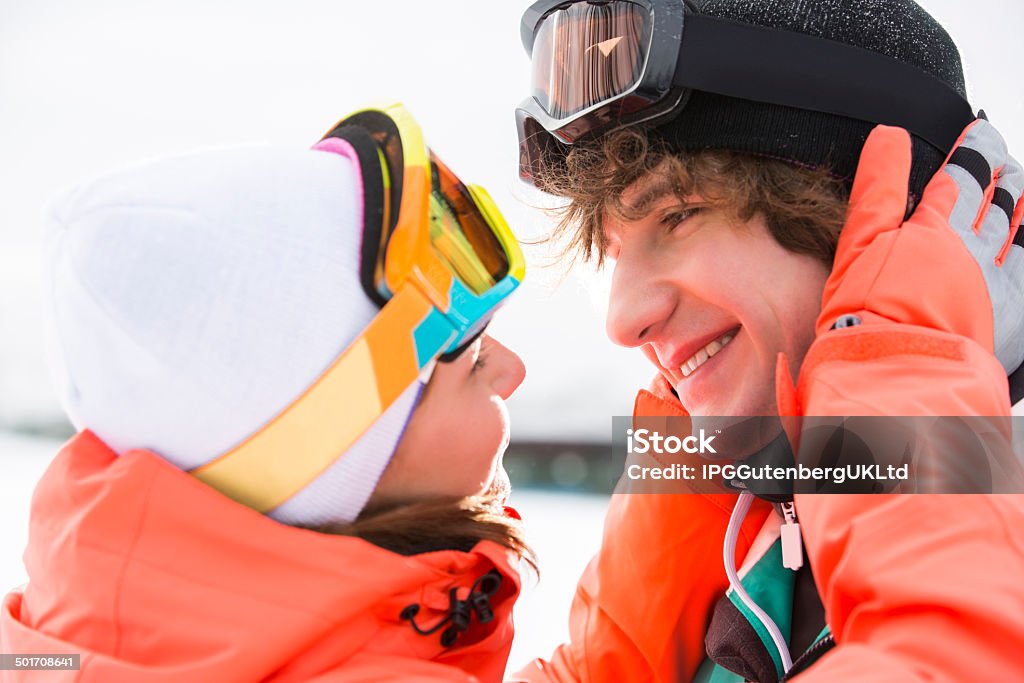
[656,0,968,201]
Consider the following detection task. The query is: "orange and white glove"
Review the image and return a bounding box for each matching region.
[818,119,1024,374]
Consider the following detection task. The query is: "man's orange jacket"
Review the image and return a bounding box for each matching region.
[513,323,1024,682]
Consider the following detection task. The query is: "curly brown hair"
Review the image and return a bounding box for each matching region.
[535,127,851,268]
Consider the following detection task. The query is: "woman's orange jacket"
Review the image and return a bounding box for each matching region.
[1,431,521,682]
[512,324,1024,682]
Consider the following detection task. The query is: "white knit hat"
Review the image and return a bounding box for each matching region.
[43,143,422,527]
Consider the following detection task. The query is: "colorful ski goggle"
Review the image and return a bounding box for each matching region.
[192,103,524,513]
[516,0,975,185]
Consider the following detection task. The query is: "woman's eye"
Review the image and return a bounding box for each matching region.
[470,344,488,373]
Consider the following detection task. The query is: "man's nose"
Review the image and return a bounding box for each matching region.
[605,250,674,348]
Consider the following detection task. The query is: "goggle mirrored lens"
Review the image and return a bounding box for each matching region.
[531,1,650,120]
[429,152,509,295]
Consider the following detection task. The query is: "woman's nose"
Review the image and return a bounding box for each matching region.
[605,250,673,348]
[482,335,526,400]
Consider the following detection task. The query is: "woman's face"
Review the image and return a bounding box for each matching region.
[603,169,831,420]
[370,335,526,506]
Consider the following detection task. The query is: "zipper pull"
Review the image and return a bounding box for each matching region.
[780,501,803,571]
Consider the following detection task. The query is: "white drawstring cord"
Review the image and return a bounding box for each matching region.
[723,491,793,673]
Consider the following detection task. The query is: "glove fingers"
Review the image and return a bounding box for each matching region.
[994,162,1024,373]
[837,126,912,273]
[993,243,1024,373]
[955,122,1024,375]
[937,119,1007,247]
[992,154,1024,264]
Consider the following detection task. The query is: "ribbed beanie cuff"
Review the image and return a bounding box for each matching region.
[657,90,948,201]
[656,0,966,203]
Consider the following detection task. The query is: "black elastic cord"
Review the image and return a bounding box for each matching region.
[675,14,975,153]
[400,571,502,647]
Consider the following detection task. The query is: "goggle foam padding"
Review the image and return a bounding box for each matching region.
[317,126,389,309]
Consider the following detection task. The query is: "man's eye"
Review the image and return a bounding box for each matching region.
[661,207,700,232]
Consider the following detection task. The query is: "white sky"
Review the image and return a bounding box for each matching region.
[1,0,1021,438]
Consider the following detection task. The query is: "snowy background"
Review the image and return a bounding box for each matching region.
[1,0,1022,673]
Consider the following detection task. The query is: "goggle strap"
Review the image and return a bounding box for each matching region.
[675,14,974,153]
[190,283,457,513]
[321,124,391,308]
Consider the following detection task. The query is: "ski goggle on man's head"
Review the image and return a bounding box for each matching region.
[516,0,975,185]
[192,103,524,513]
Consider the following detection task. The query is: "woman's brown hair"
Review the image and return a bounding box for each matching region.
[313,494,537,573]
[536,126,851,268]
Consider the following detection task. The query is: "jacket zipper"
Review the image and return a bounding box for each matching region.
[781,633,836,681]
[780,501,803,571]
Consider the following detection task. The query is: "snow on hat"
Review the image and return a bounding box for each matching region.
[43,143,422,527]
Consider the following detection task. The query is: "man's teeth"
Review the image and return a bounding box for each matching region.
[680,333,735,378]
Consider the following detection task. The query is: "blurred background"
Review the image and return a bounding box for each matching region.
[1,0,1021,672]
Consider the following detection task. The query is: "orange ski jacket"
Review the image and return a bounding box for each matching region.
[513,366,1024,682]
[1,431,521,682]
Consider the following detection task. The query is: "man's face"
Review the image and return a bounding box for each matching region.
[603,169,831,418]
